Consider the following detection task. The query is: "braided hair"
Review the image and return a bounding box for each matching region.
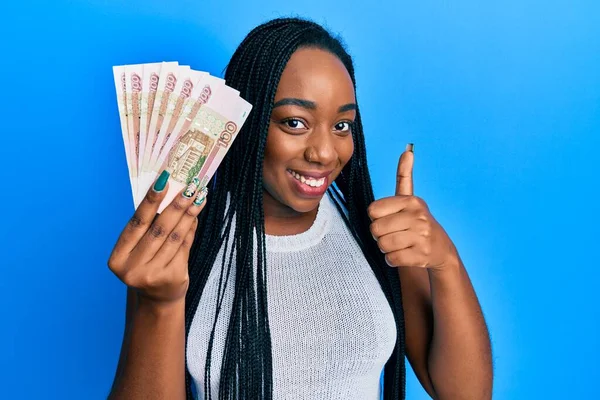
[185,17,406,400]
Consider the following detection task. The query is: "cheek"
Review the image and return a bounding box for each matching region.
[263,125,306,169]
[262,126,289,184]
[262,130,277,181]
[339,136,355,166]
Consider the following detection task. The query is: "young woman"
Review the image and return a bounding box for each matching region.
[107,18,493,400]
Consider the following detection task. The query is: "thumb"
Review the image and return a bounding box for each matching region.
[395,143,414,196]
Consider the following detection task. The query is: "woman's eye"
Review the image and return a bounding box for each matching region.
[334,121,353,132]
[283,119,307,129]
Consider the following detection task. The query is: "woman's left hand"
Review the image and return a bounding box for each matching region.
[368,144,459,272]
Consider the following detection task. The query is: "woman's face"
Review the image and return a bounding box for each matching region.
[263,47,356,214]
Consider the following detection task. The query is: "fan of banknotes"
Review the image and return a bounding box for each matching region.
[112,62,252,212]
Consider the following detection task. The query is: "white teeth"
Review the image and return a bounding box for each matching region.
[289,170,326,188]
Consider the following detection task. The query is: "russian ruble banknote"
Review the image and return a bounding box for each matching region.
[112,62,252,212]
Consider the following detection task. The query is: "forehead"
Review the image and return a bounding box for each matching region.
[274,47,355,103]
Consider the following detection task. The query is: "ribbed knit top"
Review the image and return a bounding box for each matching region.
[186,192,397,399]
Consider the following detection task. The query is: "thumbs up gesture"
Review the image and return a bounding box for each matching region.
[367,144,458,271]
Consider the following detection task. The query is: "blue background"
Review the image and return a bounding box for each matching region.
[1,0,598,399]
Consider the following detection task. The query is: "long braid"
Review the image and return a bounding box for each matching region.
[185,17,406,399]
[219,23,318,399]
[250,25,316,391]
[345,110,407,399]
[222,24,285,399]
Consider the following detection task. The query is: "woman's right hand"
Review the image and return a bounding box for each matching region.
[107,171,208,307]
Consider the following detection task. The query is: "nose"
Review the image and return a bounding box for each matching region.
[304,125,337,166]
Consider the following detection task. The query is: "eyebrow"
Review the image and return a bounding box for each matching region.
[272,97,357,113]
[273,98,316,109]
[337,103,357,113]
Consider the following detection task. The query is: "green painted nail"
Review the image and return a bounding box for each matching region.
[183,177,200,198]
[153,170,170,192]
[193,187,208,206]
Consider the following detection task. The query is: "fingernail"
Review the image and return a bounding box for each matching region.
[193,186,209,206]
[406,143,414,153]
[183,177,200,198]
[153,170,170,193]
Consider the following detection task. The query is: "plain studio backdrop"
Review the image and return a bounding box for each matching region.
[1,1,598,399]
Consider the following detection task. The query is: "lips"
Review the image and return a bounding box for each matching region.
[289,170,326,187]
[286,169,330,197]
[287,169,333,179]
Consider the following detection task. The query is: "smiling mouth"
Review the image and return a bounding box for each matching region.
[287,169,327,188]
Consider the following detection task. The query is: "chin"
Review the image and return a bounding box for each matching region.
[288,196,322,213]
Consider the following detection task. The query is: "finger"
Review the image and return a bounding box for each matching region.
[190,217,199,235]
[370,210,427,239]
[367,196,411,221]
[165,217,199,271]
[384,247,428,268]
[109,170,171,265]
[153,188,207,266]
[395,143,414,196]
[376,230,419,254]
[368,194,428,221]
[135,178,202,260]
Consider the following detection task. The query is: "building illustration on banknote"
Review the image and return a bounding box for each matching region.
[166,127,215,185]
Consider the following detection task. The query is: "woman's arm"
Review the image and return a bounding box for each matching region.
[106,175,209,399]
[108,288,187,400]
[398,259,492,400]
[368,145,492,399]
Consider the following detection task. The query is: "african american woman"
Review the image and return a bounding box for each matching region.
[107,17,493,400]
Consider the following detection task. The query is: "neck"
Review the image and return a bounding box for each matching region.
[263,189,318,236]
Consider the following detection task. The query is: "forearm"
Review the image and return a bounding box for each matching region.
[109,297,187,400]
[427,257,493,400]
